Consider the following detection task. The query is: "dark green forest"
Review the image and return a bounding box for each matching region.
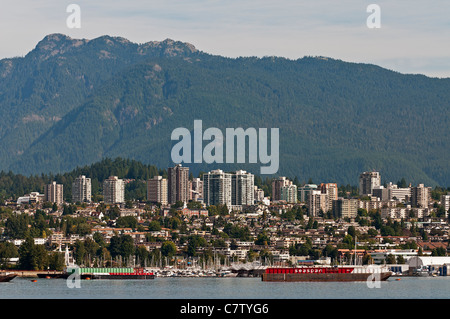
[1,34,450,186]
[0,157,164,202]
[0,157,448,204]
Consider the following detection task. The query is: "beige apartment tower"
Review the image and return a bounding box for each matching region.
[272,177,292,201]
[147,176,168,205]
[307,183,338,216]
[231,170,255,206]
[44,181,64,204]
[359,171,381,196]
[281,184,298,203]
[203,169,232,208]
[442,195,450,214]
[332,198,358,219]
[308,190,328,217]
[320,183,338,212]
[411,184,431,208]
[190,178,203,202]
[103,176,125,204]
[72,175,91,203]
[168,164,190,205]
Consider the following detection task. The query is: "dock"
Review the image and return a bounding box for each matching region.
[4,270,65,278]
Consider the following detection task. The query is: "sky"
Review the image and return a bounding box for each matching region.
[1,0,450,77]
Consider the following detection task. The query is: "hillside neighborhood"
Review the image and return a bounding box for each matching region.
[1,166,450,275]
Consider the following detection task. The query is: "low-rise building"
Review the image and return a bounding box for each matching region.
[370,249,417,264]
[332,198,358,219]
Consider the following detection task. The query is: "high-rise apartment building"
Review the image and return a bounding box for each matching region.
[320,183,338,212]
[189,178,203,202]
[298,184,318,202]
[147,176,168,205]
[254,186,265,203]
[371,186,388,201]
[332,198,358,219]
[103,176,125,204]
[272,177,292,201]
[359,171,381,196]
[441,195,450,214]
[308,190,328,217]
[72,175,91,203]
[307,183,338,216]
[44,181,64,204]
[203,169,255,210]
[168,164,190,205]
[280,184,297,203]
[203,169,232,208]
[231,170,254,206]
[411,184,431,208]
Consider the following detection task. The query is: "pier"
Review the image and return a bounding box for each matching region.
[3,270,65,278]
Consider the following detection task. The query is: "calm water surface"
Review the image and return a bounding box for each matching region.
[1,276,449,299]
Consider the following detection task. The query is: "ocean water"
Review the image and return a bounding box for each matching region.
[0,276,449,299]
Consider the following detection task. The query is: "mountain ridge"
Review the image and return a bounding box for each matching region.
[1,34,449,186]
[27,33,200,60]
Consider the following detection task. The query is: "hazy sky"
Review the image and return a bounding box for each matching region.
[1,0,450,77]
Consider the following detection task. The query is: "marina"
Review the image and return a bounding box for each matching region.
[0,275,449,299]
[4,257,450,280]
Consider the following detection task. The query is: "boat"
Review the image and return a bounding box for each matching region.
[261,266,392,282]
[68,267,155,280]
[39,267,155,280]
[216,270,237,277]
[0,273,17,282]
[263,237,392,282]
[412,265,430,277]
